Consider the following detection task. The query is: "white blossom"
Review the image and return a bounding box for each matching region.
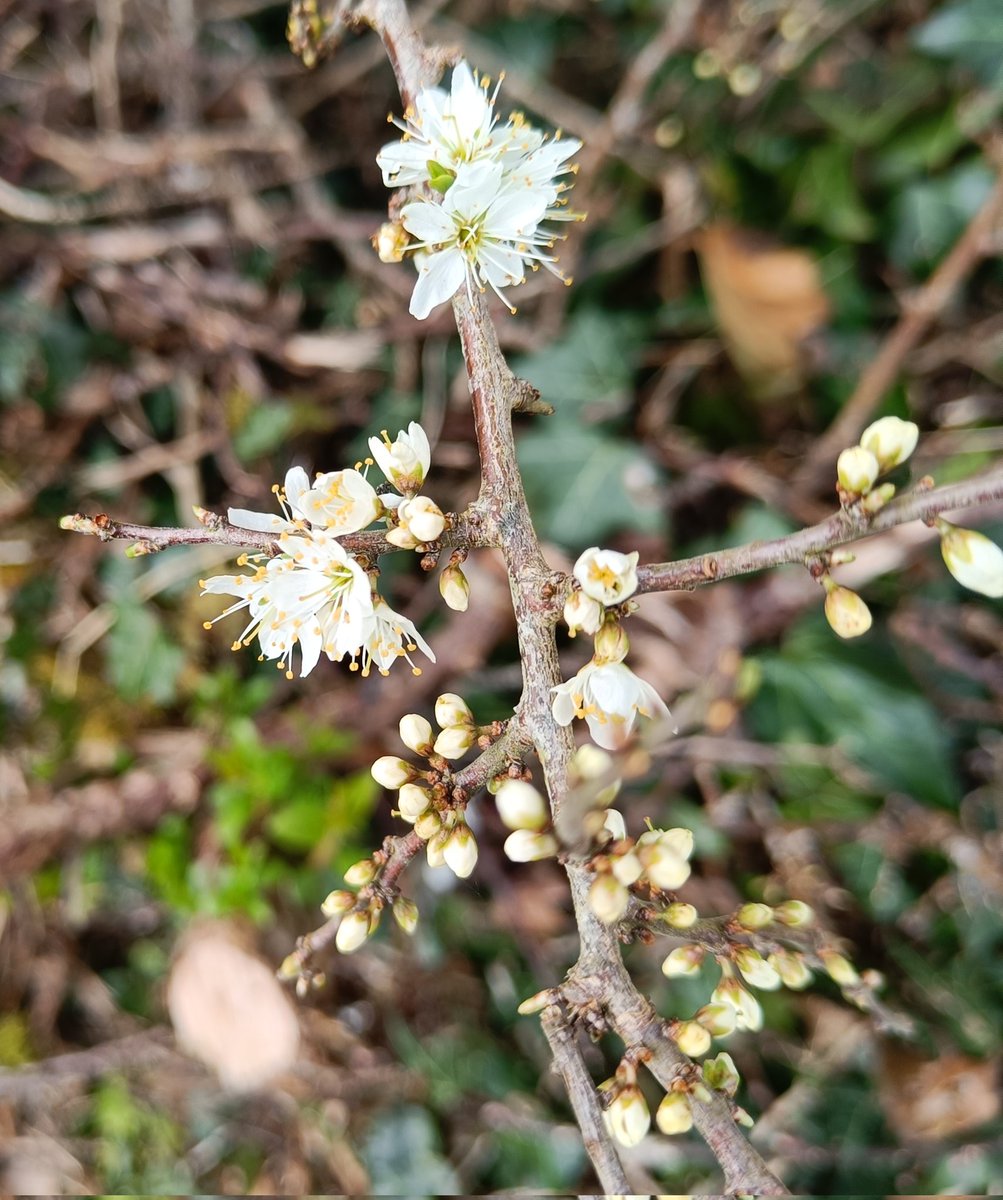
[401,160,551,318]
[573,546,639,606]
[298,468,383,533]
[200,530,372,679]
[551,659,672,750]
[397,494,446,543]
[338,595,436,677]
[603,1085,650,1148]
[227,465,312,534]
[368,422,431,496]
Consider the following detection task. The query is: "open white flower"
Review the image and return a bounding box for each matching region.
[201,530,373,678]
[551,659,673,750]
[368,422,431,496]
[401,160,550,318]
[227,466,312,535]
[377,61,503,188]
[336,595,435,677]
[298,468,383,533]
[573,546,639,606]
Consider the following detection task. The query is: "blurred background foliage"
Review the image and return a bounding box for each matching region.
[1,0,1002,1192]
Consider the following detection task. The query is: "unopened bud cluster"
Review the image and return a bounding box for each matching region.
[588,821,695,926]
[371,693,491,880]
[494,778,560,863]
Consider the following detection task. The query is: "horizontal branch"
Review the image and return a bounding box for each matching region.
[637,469,1003,595]
[59,509,496,558]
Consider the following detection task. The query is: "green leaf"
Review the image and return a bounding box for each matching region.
[105,602,185,705]
[362,1105,460,1196]
[266,795,329,852]
[517,420,663,548]
[792,143,875,242]
[888,158,995,270]
[232,400,296,462]
[913,0,1003,87]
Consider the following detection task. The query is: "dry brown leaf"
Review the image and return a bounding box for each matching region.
[167,921,300,1093]
[878,1042,1000,1141]
[697,222,830,398]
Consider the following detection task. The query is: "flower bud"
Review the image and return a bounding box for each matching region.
[611,850,643,887]
[661,945,705,977]
[674,1020,712,1057]
[820,949,860,986]
[373,220,408,263]
[413,809,442,840]
[860,415,919,470]
[495,779,549,831]
[570,744,613,780]
[435,692,473,729]
[837,445,879,495]
[443,824,478,878]
[655,1091,693,1135]
[392,896,419,933]
[774,899,814,927]
[426,829,449,868]
[638,826,694,861]
[385,524,420,549]
[433,725,475,760]
[736,902,773,930]
[321,889,355,918]
[574,546,640,605]
[589,874,629,924]
[343,858,376,887]
[371,755,416,789]
[603,1085,650,1147]
[695,1003,737,1037]
[768,948,812,989]
[938,521,1003,598]
[399,713,434,755]
[734,948,781,991]
[439,564,470,611]
[663,902,698,929]
[593,619,630,664]
[712,977,763,1031]
[823,583,872,639]
[734,1106,755,1128]
[503,829,559,862]
[517,989,554,1015]
[400,495,446,544]
[703,1052,740,1096]
[602,808,626,842]
[397,783,432,822]
[335,910,371,954]
[638,843,691,891]
[563,590,604,636]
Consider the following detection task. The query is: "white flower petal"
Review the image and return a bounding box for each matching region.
[410,248,466,319]
[401,201,456,245]
[226,508,293,534]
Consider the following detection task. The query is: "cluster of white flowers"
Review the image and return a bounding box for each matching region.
[553,547,672,750]
[377,61,582,318]
[200,422,443,678]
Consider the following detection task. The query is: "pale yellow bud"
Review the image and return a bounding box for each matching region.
[820,949,860,986]
[661,945,705,977]
[768,948,812,989]
[638,843,691,891]
[392,896,419,933]
[517,989,554,1015]
[938,521,1003,598]
[823,583,872,639]
[674,1020,712,1057]
[593,619,630,664]
[604,1085,650,1147]
[736,902,773,930]
[343,858,376,887]
[439,564,470,611]
[589,874,629,924]
[602,808,626,841]
[385,524,420,549]
[399,713,433,755]
[837,445,879,495]
[434,692,473,728]
[373,220,409,263]
[570,744,614,780]
[695,1002,737,1037]
[399,495,446,544]
[443,824,478,878]
[433,725,475,759]
[503,829,559,862]
[703,1051,740,1095]
[563,590,604,636]
[335,910,371,954]
[371,755,416,789]
[860,415,919,470]
[611,850,644,887]
[397,783,432,822]
[663,902,698,929]
[495,779,549,831]
[774,899,814,926]
[425,829,449,868]
[734,947,781,990]
[655,1091,693,1135]
[320,889,355,918]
